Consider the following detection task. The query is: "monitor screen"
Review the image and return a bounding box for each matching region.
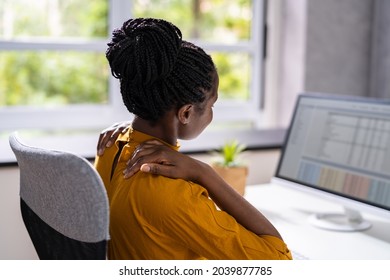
[275,93,390,231]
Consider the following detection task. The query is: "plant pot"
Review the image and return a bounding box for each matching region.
[212,164,248,196]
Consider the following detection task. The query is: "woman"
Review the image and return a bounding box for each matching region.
[95,17,291,260]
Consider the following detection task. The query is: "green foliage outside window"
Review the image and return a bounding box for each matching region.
[0,52,108,106]
[0,0,252,108]
[211,53,250,100]
[0,0,108,38]
[134,0,251,42]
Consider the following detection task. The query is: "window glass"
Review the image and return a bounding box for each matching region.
[0,52,108,106]
[0,0,108,38]
[134,0,252,42]
[211,52,251,101]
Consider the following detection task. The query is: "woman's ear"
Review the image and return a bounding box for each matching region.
[177,104,194,125]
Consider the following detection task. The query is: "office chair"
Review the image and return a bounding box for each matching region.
[9,132,109,260]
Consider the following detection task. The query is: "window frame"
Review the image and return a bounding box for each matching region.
[0,0,265,131]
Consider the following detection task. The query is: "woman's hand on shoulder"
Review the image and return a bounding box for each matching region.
[97,121,132,156]
[124,140,207,183]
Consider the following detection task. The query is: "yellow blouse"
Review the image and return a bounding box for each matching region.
[94,129,292,260]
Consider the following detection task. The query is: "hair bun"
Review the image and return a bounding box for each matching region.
[106,18,182,85]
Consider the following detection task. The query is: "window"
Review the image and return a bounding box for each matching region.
[0,0,265,132]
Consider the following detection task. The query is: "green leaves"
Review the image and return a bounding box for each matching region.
[213,139,246,167]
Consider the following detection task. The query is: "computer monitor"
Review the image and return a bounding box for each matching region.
[274,93,390,232]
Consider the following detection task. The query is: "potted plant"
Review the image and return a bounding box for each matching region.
[211,140,248,195]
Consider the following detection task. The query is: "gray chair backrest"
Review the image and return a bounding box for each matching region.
[9,132,109,258]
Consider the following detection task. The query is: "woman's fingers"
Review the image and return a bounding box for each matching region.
[139,163,178,178]
[124,141,170,178]
[97,121,131,156]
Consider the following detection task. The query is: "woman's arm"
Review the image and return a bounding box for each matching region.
[125,140,283,240]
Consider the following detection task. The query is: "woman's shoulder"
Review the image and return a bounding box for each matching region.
[139,173,207,195]
[133,173,209,207]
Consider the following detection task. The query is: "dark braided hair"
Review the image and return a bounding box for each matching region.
[106,18,216,122]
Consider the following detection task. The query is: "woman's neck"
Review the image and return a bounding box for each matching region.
[131,115,178,146]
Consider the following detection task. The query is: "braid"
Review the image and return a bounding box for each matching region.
[106,18,216,121]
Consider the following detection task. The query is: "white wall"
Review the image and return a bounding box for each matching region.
[0,167,38,260]
[264,0,383,128]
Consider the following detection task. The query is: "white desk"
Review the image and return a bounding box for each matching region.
[244,184,390,260]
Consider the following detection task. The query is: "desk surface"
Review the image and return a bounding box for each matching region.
[244,184,390,260]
